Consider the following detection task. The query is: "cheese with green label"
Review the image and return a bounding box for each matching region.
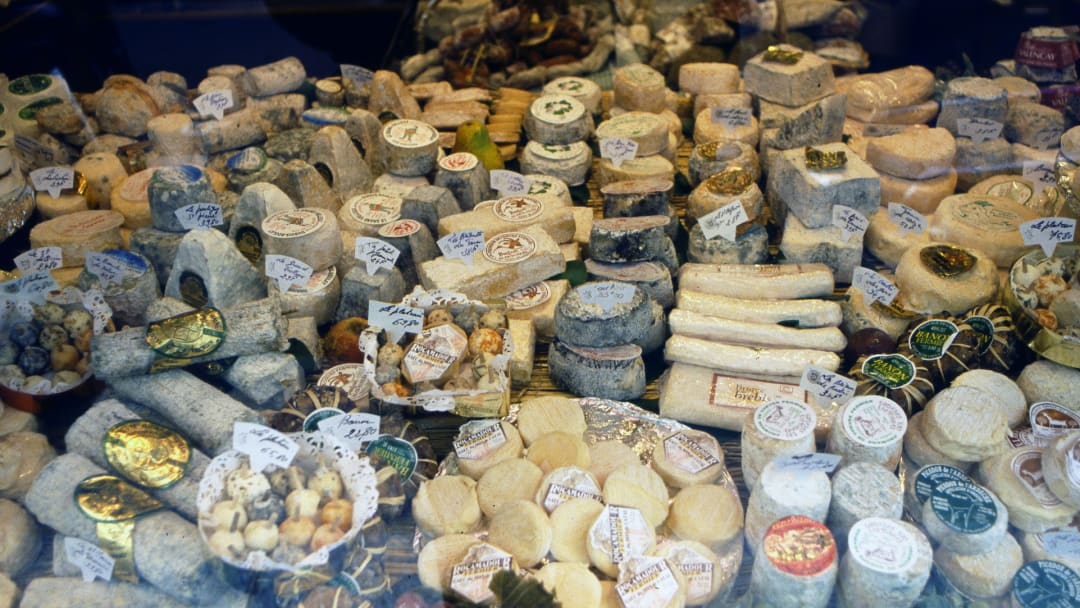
[524,95,593,145]
[542,77,602,113]
[519,141,592,187]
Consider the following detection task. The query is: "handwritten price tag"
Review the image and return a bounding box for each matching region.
[29,166,74,198]
[174,203,224,230]
[490,170,531,196]
[800,365,856,405]
[85,251,145,289]
[194,90,234,120]
[1042,531,1080,561]
[232,422,298,473]
[355,237,401,275]
[437,230,484,266]
[265,255,314,292]
[1021,217,1076,257]
[1023,160,1057,195]
[578,282,635,313]
[887,202,927,236]
[599,138,638,168]
[64,537,114,583]
[833,205,869,242]
[852,266,899,305]
[711,107,753,128]
[0,271,59,304]
[80,288,113,334]
[14,246,62,274]
[699,201,748,242]
[1032,127,1062,151]
[773,453,841,474]
[368,300,424,343]
[340,64,374,86]
[956,117,1003,143]
[318,413,382,451]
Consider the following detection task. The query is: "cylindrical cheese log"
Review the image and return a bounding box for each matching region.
[261,208,342,271]
[744,461,831,554]
[434,152,491,211]
[1041,430,1080,509]
[904,463,971,526]
[613,63,667,113]
[670,309,846,352]
[20,577,201,608]
[676,290,842,329]
[267,265,339,325]
[63,398,208,521]
[242,56,306,96]
[922,479,1009,555]
[827,463,903,544]
[519,141,592,187]
[693,109,760,147]
[976,447,1076,533]
[380,119,440,177]
[749,516,837,608]
[664,334,841,381]
[741,399,818,490]
[111,168,157,229]
[837,519,932,608]
[687,141,760,187]
[24,453,247,606]
[679,63,740,95]
[549,341,646,401]
[922,386,1009,463]
[554,282,652,347]
[826,396,907,469]
[678,263,834,299]
[29,210,124,267]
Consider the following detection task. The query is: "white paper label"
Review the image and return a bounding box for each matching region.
[367,300,424,343]
[1023,160,1057,195]
[174,203,224,230]
[1021,217,1076,257]
[437,230,484,266]
[800,365,856,404]
[354,237,401,275]
[699,201,749,241]
[833,205,869,242]
[607,506,651,564]
[774,452,841,474]
[264,254,313,292]
[616,559,682,608]
[1042,531,1080,561]
[1031,127,1061,150]
[85,251,142,289]
[543,482,603,513]
[852,266,898,305]
[578,282,635,313]
[0,271,59,304]
[29,166,74,198]
[317,413,382,451]
[232,422,298,473]
[14,246,62,274]
[194,90,234,120]
[453,420,507,460]
[80,288,112,335]
[340,64,374,86]
[64,537,114,583]
[887,202,927,236]
[711,107,753,128]
[489,169,531,196]
[599,137,638,168]
[956,117,1003,143]
[663,433,721,475]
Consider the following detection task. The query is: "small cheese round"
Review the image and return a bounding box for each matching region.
[338,192,402,236]
[476,457,543,519]
[615,556,687,608]
[412,475,482,537]
[543,77,602,114]
[692,109,760,147]
[603,463,670,529]
[29,210,124,267]
[865,127,956,180]
[922,386,1009,463]
[744,461,832,554]
[837,518,932,608]
[667,484,743,548]
[515,396,587,446]
[976,448,1076,533]
[613,63,667,113]
[825,396,907,469]
[865,207,933,269]
[878,169,957,216]
[928,194,1039,268]
[894,242,999,315]
[826,462,903,543]
[1040,430,1080,509]
[678,63,740,95]
[741,399,818,490]
[381,119,440,177]
[903,464,972,526]
[535,466,602,514]
[261,208,342,271]
[903,412,972,472]
[1011,560,1080,608]
[487,499,552,568]
[519,141,592,186]
[749,516,838,608]
[950,369,1028,428]
[551,497,606,564]
[649,540,732,606]
[1017,360,1080,417]
[589,440,641,486]
[455,420,524,480]
[686,173,764,222]
[524,95,593,145]
[588,504,657,577]
[1018,529,1080,574]
[527,431,590,475]
[652,430,725,488]
[595,112,670,157]
[934,533,1023,600]
[417,534,482,591]
[921,479,1009,555]
[535,562,602,608]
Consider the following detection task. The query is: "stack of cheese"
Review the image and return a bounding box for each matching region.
[521,93,594,188]
[594,63,680,186]
[1001,75,1067,172]
[660,263,845,431]
[684,166,769,265]
[677,60,755,188]
[414,397,743,608]
[836,65,939,143]
[935,77,1013,191]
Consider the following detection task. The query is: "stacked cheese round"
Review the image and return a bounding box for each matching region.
[865,127,957,215]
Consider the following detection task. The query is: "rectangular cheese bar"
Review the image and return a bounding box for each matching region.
[437,197,576,244]
[658,362,808,431]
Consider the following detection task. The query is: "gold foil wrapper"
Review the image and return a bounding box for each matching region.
[870,298,921,320]
[705,167,753,195]
[75,474,166,584]
[920,244,976,278]
[763,45,803,64]
[70,171,89,198]
[103,421,191,489]
[146,307,226,372]
[95,520,138,582]
[0,186,34,244]
[804,146,847,170]
[696,142,719,160]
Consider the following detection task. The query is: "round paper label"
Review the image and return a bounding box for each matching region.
[1012,560,1080,608]
[378,219,422,238]
[505,282,551,310]
[492,196,544,223]
[382,119,439,148]
[753,399,817,441]
[861,353,916,390]
[966,315,995,354]
[483,232,536,264]
[954,199,1021,232]
[439,152,479,172]
[287,265,336,294]
[907,319,959,361]
[531,95,585,125]
[1030,402,1080,445]
[840,396,907,447]
[262,209,326,238]
[531,141,587,162]
[662,432,721,475]
[913,464,970,505]
[763,515,836,577]
[366,434,418,481]
[348,193,401,226]
[848,518,918,575]
[1011,449,1064,507]
[929,480,997,535]
[317,363,369,402]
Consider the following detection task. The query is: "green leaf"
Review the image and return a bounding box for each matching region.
[553,260,588,286]
[489,570,559,608]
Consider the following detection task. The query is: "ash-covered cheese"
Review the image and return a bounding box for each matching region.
[549,341,646,401]
[587,504,657,577]
[601,179,673,220]
[903,412,973,472]
[893,243,999,315]
[1040,431,1080,509]
[543,77,602,114]
[837,518,932,608]
[164,227,266,309]
[372,172,428,199]
[748,516,838,608]
[555,281,652,347]
[687,141,760,187]
[595,112,670,157]
[825,396,907,469]
[29,210,124,267]
[778,213,863,284]
[767,143,880,230]
[524,95,593,145]
[261,208,342,271]
[587,260,674,309]
[597,155,675,187]
[589,216,671,264]
[380,118,440,177]
[923,386,1009,463]
[826,462,903,542]
[744,461,832,554]
[929,194,1038,268]
[934,533,1023,600]
[921,479,1009,555]
[976,447,1076,533]
[519,141,592,187]
[228,182,296,268]
[433,152,490,212]
[741,399,818,490]
[936,77,1009,136]
[652,430,725,488]
[438,195,576,244]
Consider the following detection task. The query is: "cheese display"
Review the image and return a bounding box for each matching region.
[922,386,1010,462]
[666,483,743,548]
[652,429,725,488]
[894,243,1000,315]
[921,478,1010,555]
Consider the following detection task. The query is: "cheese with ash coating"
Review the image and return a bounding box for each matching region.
[548,341,646,401]
[555,281,652,347]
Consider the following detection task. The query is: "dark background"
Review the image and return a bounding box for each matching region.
[0,0,1077,92]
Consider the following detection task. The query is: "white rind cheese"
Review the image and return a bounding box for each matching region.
[1040,431,1080,509]
[744,461,832,554]
[825,396,907,469]
[588,504,657,577]
[904,463,972,525]
[679,63,740,95]
[602,463,669,529]
[266,265,340,325]
[922,386,1009,463]
[675,290,842,329]
[749,516,838,608]
[437,195,576,244]
[652,430,725,488]
[535,562,602,608]
[519,141,592,187]
[865,207,932,269]
[678,263,834,300]
[826,462,903,543]
[928,194,1039,268]
[613,63,668,113]
[666,484,743,548]
[921,479,1009,555]
[950,369,1028,429]
[893,242,1000,316]
[976,447,1076,533]
[669,309,847,352]
[261,208,342,271]
[535,466,602,515]
[595,112,670,157]
[878,168,957,216]
[649,540,731,606]
[524,95,594,145]
[515,395,586,446]
[664,334,841,383]
[543,77,602,114]
[837,518,932,608]
[934,533,1023,601]
[658,363,810,432]
[903,412,973,472]
[550,498,606,564]
[740,399,818,490]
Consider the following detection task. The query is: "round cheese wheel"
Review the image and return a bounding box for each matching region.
[741,399,817,491]
[535,562,602,608]
[825,396,907,469]
[73,152,127,210]
[487,499,552,568]
[837,518,932,608]
[749,516,838,608]
[686,172,764,223]
[1018,528,1080,574]
[615,556,687,608]
[597,155,675,187]
[587,504,657,577]
[921,479,1009,555]
[524,95,593,145]
[603,463,669,529]
[535,466,601,514]
[550,497,606,564]
[923,386,1009,463]
[515,396,586,446]
[865,207,933,269]
[894,242,999,315]
[865,127,956,180]
[1040,431,1080,509]
[595,112,669,157]
[588,440,640,486]
[950,369,1028,428]
[34,191,88,219]
[412,475,482,537]
[744,461,832,555]
[679,63,740,95]
[476,457,543,519]
[454,420,524,480]
[417,534,482,591]
[1011,560,1080,608]
[543,77,602,114]
[651,430,725,488]
[649,539,733,606]
[519,141,592,187]
[110,168,157,229]
[29,210,124,267]
[527,431,590,475]
[338,193,402,236]
[613,63,667,113]
[878,169,957,216]
[976,447,1076,533]
[261,208,342,271]
[928,193,1039,268]
[903,412,973,472]
[380,119,440,177]
[692,109,759,147]
[554,281,652,348]
[667,484,743,548]
[826,462,903,543]
[1016,360,1080,417]
[903,463,972,525]
[934,533,1023,600]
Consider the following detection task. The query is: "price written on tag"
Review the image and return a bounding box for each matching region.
[1042,531,1080,561]
[578,282,635,313]
[800,365,856,404]
[599,138,638,168]
[1032,127,1062,150]
[85,251,143,289]
[233,422,299,473]
[80,288,113,335]
[699,201,749,242]
[852,266,899,305]
[774,453,842,474]
[14,246,62,274]
[489,170,531,196]
[956,117,1003,143]
[1021,217,1076,257]
[29,166,74,198]
[711,107,753,128]
[340,64,374,86]
[193,90,234,120]
[174,203,224,230]
[64,537,114,583]
[318,413,381,451]
[0,271,59,304]
[437,230,484,266]
[367,300,424,343]
[355,237,401,275]
[264,255,314,292]
[887,202,927,236]
[833,205,869,242]
[1023,160,1057,195]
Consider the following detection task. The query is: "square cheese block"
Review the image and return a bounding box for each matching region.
[418,224,566,300]
[743,45,835,106]
[508,317,535,389]
[437,195,576,244]
[505,279,569,339]
[779,213,863,283]
[766,143,880,229]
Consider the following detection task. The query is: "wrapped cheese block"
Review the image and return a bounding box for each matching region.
[836,66,935,123]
